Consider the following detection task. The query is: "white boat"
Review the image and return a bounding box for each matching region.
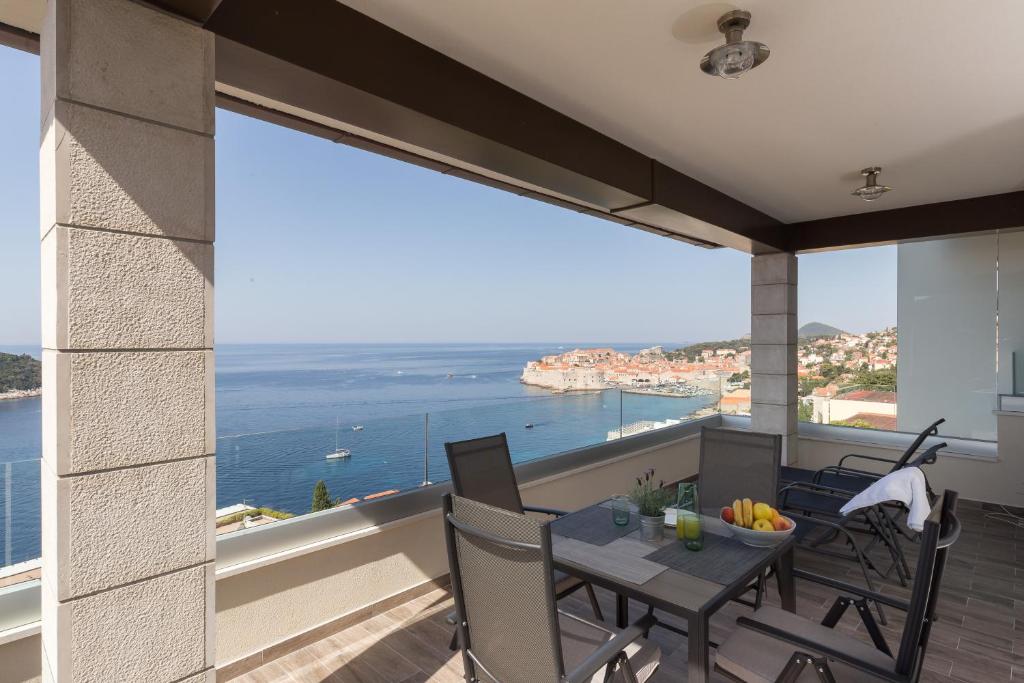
[326,418,352,459]
[352,425,364,432]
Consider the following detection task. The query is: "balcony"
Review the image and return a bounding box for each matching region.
[2,1,1024,682]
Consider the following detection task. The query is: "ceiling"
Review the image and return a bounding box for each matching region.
[338,0,1024,224]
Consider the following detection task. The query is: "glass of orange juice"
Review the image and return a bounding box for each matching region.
[676,483,703,550]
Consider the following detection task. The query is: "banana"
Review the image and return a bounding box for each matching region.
[732,499,743,527]
[742,498,754,528]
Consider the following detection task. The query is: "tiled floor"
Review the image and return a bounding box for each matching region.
[231,499,1024,682]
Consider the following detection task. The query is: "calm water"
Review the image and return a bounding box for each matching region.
[0,343,713,565]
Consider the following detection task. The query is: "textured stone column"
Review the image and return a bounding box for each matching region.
[750,254,798,465]
[40,0,215,680]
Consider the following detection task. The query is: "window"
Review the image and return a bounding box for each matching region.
[798,233,1020,442]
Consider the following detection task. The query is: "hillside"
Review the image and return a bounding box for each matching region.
[666,338,750,362]
[798,322,845,339]
[0,353,42,392]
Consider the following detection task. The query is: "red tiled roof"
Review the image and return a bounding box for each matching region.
[840,390,896,403]
[842,413,897,430]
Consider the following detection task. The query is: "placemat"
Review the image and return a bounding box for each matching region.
[552,535,668,585]
[550,505,639,546]
[642,534,774,586]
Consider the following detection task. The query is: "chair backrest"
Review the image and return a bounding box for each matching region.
[698,427,781,515]
[443,493,563,683]
[445,433,525,514]
[890,418,945,472]
[894,489,960,677]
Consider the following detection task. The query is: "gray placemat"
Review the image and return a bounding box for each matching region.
[642,534,774,586]
[550,505,640,546]
[552,536,667,585]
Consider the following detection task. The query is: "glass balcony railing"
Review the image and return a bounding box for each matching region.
[0,384,724,562]
[0,459,41,588]
[214,388,721,535]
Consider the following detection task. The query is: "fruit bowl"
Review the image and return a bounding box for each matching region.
[719,501,796,547]
[721,518,796,547]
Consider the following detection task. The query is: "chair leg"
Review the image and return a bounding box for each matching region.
[754,569,766,609]
[584,582,605,622]
[449,628,459,652]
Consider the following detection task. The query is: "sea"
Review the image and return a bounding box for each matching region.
[0,343,716,566]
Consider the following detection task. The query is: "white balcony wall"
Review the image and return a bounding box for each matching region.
[897,236,998,440]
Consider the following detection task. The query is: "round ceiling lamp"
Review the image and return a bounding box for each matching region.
[851,167,893,202]
[699,10,770,79]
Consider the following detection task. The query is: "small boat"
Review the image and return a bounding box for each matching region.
[524,423,534,429]
[352,425,364,432]
[446,373,454,379]
[326,418,352,459]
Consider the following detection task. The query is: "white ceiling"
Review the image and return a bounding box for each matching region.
[339,0,1024,223]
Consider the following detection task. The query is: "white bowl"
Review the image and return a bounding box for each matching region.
[720,515,796,547]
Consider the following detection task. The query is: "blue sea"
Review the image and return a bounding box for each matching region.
[0,343,714,565]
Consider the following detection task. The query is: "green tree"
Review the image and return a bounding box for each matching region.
[798,401,814,422]
[311,480,333,512]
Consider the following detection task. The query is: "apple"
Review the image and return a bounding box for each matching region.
[721,506,735,524]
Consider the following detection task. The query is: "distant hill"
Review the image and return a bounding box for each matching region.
[666,338,750,362]
[0,353,41,392]
[798,322,845,339]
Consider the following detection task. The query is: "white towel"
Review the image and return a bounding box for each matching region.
[838,467,930,532]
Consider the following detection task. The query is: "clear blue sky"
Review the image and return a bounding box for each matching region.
[0,45,895,346]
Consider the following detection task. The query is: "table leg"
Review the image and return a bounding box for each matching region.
[687,612,710,683]
[616,594,628,628]
[776,544,796,613]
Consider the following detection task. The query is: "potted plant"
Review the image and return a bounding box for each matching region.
[630,468,673,541]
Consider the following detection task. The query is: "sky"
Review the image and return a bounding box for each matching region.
[0,46,896,346]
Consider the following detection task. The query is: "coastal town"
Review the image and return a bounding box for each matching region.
[521,324,899,432]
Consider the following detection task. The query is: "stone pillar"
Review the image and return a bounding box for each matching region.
[750,253,798,465]
[40,0,215,680]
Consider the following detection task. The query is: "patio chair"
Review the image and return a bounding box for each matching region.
[443,493,662,683]
[443,433,604,651]
[697,427,782,610]
[714,489,961,683]
[781,418,944,499]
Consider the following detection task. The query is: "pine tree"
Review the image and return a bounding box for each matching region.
[311,480,332,512]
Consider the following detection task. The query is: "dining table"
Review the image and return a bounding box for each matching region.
[548,500,796,683]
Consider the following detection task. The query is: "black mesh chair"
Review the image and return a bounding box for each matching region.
[698,427,781,516]
[444,494,661,683]
[698,427,782,609]
[715,490,961,683]
[444,433,604,650]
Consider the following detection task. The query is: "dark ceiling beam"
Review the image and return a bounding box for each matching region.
[790,191,1024,252]
[0,21,39,55]
[202,0,788,253]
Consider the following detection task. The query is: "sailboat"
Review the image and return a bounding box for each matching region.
[326,417,351,460]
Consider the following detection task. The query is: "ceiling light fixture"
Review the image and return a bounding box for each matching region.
[851,167,893,202]
[700,10,769,79]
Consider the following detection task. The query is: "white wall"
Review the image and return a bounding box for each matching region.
[897,236,997,440]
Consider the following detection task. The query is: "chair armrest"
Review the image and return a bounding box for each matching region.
[813,465,884,484]
[836,453,900,469]
[734,617,900,681]
[523,505,569,517]
[563,613,657,683]
[792,569,909,611]
[778,481,856,512]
